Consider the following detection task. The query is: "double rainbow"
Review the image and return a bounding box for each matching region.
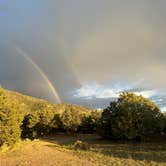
[14,46,61,103]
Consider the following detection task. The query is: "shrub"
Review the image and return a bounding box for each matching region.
[97,92,165,140]
[21,105,97,138]
[61,108,82,133]
[0,89,24,146]
[79,111,101,133]
[21,108,55,139]
[73,140,90,150]
[21,113,39,139]
[50,113,64,131]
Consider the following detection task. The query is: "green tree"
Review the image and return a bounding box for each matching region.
[61,108,82,133]
[21,113,39,139]
[50,113,63,131]
[97,92,165,140]
[0,89,24,146]
[21,108,55,138]
[80,111,101,133]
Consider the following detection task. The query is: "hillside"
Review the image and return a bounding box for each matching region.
[0,87,100,143]
[0,87,93,114]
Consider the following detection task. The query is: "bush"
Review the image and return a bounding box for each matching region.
[79,111,101,133]
[21,113,39,139]
[21,105,98,138]
[50,113,64,132]
[97,92,165,140]
[21,108,55,139]
[61,108,83,133]
[73,140,90,150]
[0,89,24,146]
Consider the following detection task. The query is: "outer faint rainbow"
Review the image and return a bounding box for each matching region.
[14,46,61,103]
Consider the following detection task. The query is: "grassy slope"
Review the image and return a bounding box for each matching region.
[1,134,166,166]
[1,88,92,114]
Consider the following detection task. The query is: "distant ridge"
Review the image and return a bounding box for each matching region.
[0,87,93,113]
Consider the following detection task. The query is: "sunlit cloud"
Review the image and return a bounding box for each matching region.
[161,107,166,112]
[134,90,157,98]
[74,83,118,99]
[74,82,157,99]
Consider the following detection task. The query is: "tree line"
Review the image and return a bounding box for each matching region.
[0,87,166,146]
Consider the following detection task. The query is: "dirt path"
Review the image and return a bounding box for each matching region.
[0,140,95,166]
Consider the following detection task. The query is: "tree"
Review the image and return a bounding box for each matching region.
[21,113,39,139]
[0,89,24,146]
[80,110,101,133]
[61,108,82,133]
[50,113,64,132]
[21,108,55,139]
[97,92,165,140]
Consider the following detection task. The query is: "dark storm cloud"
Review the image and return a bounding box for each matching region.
[70,1,166,88]
[0,0,166,108]
[0,0,80,102]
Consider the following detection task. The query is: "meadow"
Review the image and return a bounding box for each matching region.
[1,134,166,166]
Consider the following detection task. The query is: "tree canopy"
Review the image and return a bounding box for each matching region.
[97,92,165,140]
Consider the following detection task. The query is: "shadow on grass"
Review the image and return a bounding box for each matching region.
[91,142,166,163]
[42,133,166,163]
[42,133,100,145]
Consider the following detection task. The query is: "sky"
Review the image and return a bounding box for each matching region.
[0,0,166,110]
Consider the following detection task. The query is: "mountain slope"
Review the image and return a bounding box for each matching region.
[0,87,93,114]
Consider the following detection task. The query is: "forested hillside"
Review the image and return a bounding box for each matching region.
[0,87,166,147]
[1,87,166,166]
[0,87,101,145]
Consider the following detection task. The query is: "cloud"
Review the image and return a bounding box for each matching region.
[70,1,166,89]
[134,90,157,98]
[74,82,157,99]
[74,83,118,99]
[161,107,166,112]
[0,0,166,108]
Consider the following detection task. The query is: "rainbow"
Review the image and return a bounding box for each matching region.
[13,46,61,103]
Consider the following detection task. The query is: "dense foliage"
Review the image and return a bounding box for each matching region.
[97,92,165,140]
[21,105,101,139]
[0,87,166,146]
[0,88,25,145]
[0,87,100,145]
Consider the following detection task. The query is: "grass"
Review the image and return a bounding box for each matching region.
[0,134,166,166]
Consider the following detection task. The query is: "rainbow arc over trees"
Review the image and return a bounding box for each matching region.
[14,46,61,103]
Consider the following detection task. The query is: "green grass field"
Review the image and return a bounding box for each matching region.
[1,134,166,166]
